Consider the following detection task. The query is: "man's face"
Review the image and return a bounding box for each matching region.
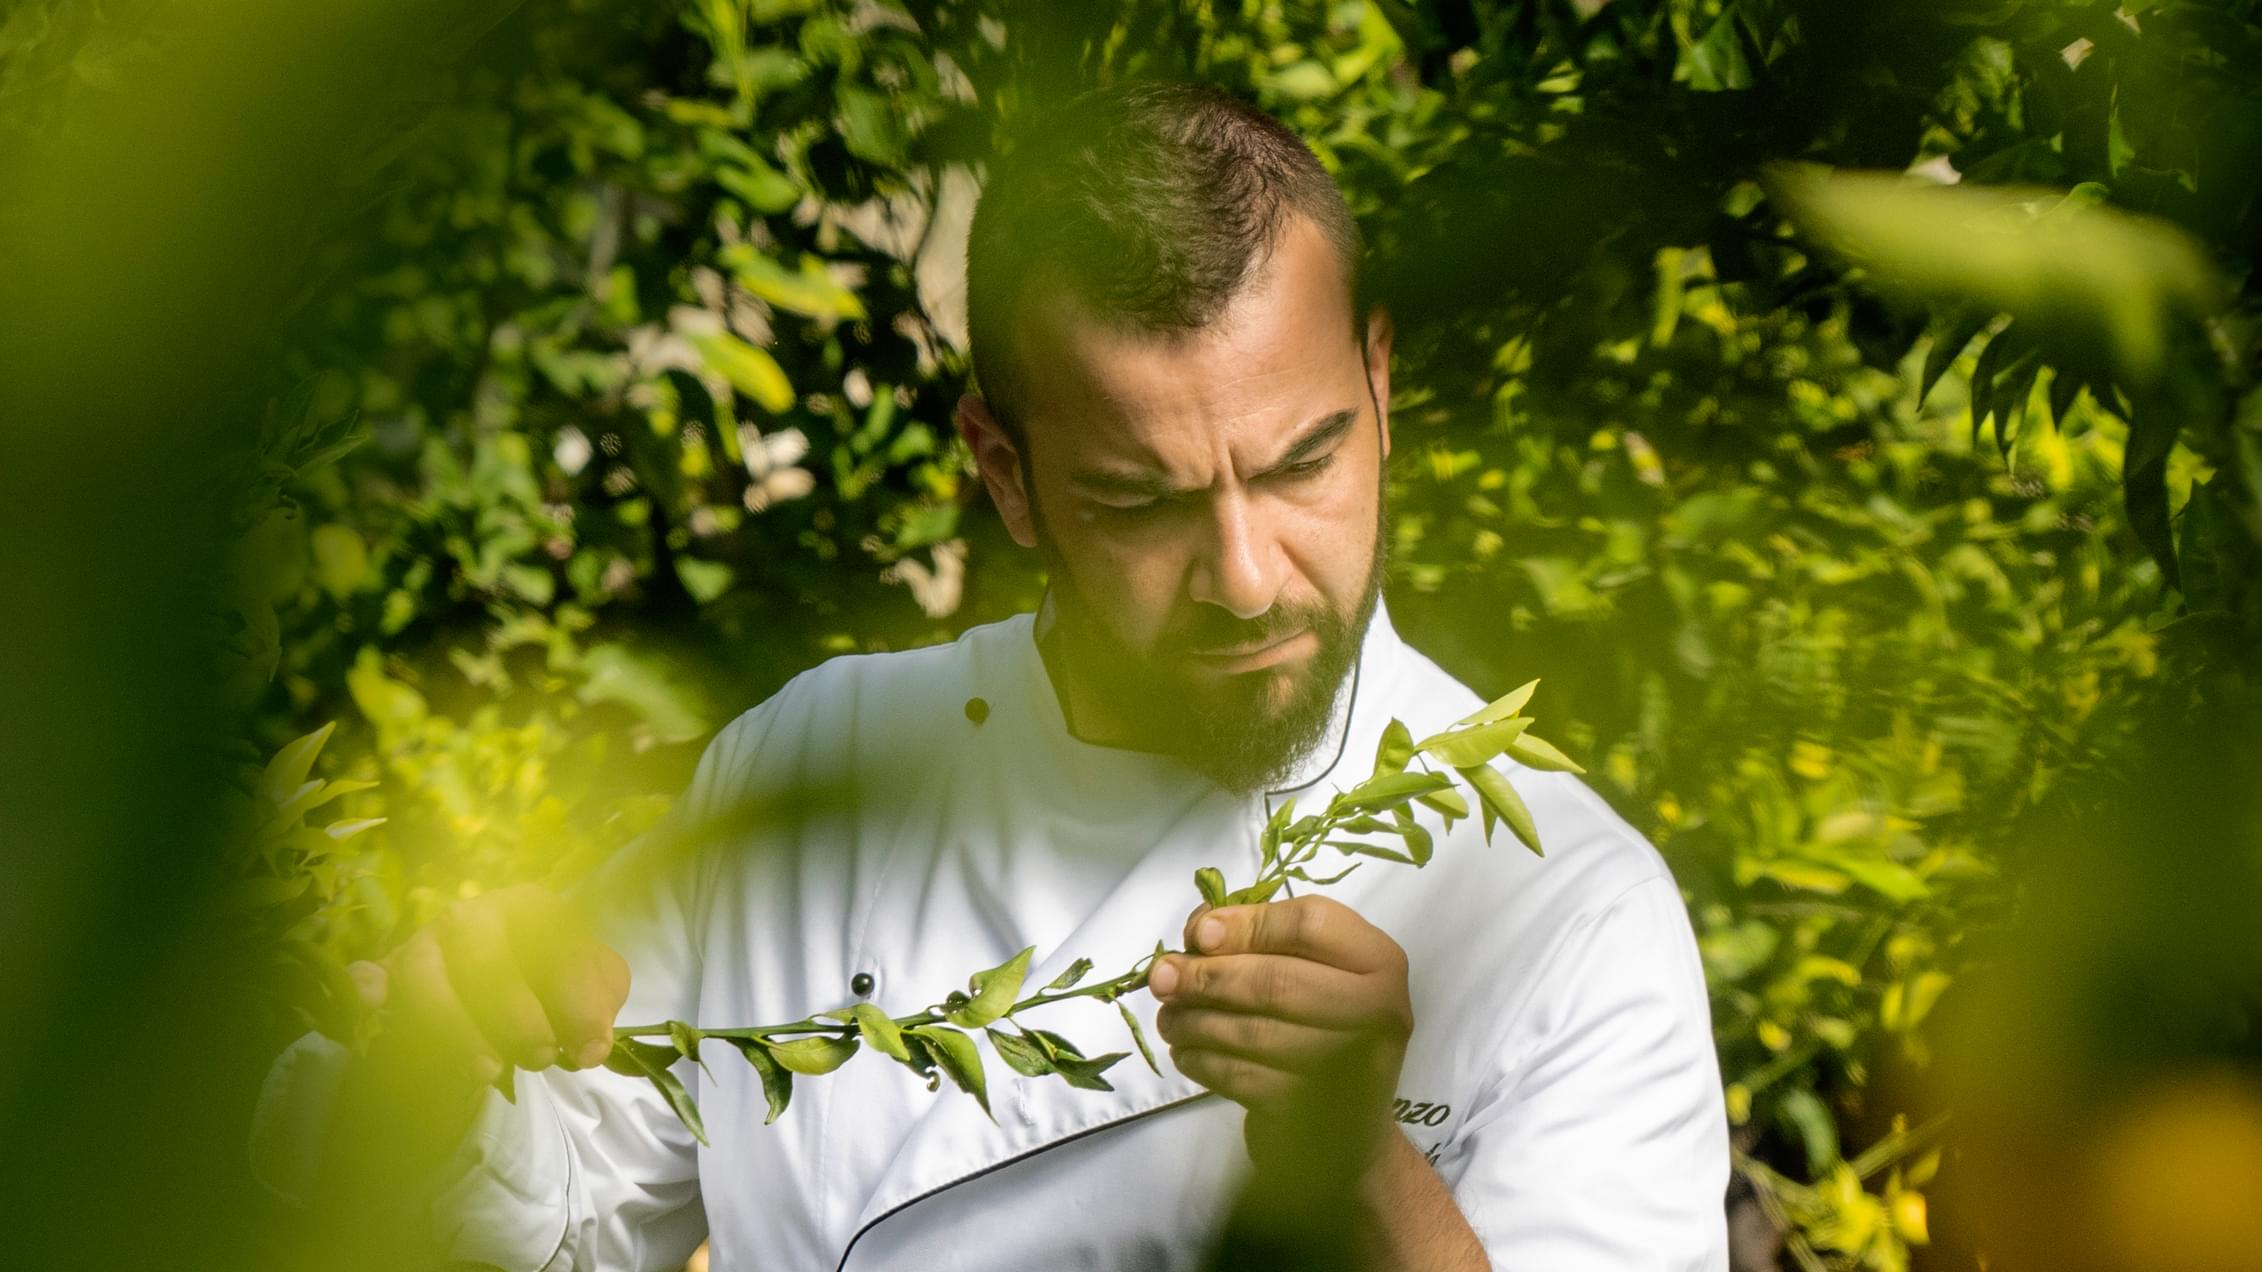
[961,217,1393,791]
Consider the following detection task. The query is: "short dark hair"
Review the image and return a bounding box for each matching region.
[964,81,1364,449]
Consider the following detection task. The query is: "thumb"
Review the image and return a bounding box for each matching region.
[1182,903,1216,951]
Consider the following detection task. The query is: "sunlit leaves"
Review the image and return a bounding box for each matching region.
[729,1038,793,1125]
[908,1025,989,1118]
[606,1038,708,1145]
[1767,165,2223,383]
[766,1034,859,1074]
[1045,957,1094,992]
[851,1002,911,1061]
[946,946,1032,1029]
[1118,1001,1161,1076]
[1413,716,1531,767]
[685,329,795,414]
[1457,763,1542,857]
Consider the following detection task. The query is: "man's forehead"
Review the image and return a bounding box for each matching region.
[1009,223,1361,470]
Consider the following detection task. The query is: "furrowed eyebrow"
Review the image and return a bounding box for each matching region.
[1256,407,1359,477]
[1067,406,1362,500]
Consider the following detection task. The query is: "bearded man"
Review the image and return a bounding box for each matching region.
[256,81,1729,1271]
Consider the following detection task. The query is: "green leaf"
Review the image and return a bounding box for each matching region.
[719,246,868,322]
[728,1039,793,1124]
[1260,798,1294,869]
[605,1039,707,1145]
[948,946,1034,1028]
[1415,787,1469,821]
[1327,840,1416,865]
[1457,764,1543,857]
[686,329,796,413]
[1778,1087,1840,1169]
[264,775,376,833]
[1680,9,1754,91]
[1222,876,1285,906]
[1051,1051,1131,1092]
[1195,866,1228,909]
[1027,1029,1084,1062]
[767,1034,860,1075]
[1830,855,1933,904]
[1335,770,1455,814]
[261,723,336,806]
[1920,307,1993,405]
[1290,863,1364,887]
[987,1028,1056,1077]
[1392,807,1434,866]
[1503,732,1585,775]
[851,1003,911,1062]
[909,1026,991,1118]
[1119,1001,1161,1076]
[1372,718,1414,778]
[1045,957,1095,992]
[668,1021,709,1076]
[1415,717,1532,768]
[1454,679,1538,729]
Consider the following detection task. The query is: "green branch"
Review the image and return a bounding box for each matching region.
[574,682,1578,1146]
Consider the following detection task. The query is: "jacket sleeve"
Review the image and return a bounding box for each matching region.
[249,703,785,1271]
[1445,874,1731,1271]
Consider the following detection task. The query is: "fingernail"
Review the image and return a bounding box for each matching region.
[1196,914,1226,952]
[1149,958,1179,998]
[580,1040,613,1069]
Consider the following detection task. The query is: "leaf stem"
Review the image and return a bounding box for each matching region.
[617,953,1167,1046]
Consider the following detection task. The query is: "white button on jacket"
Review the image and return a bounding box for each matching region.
[256,602,1730,1270]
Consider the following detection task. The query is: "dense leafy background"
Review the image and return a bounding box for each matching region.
[8,0,2259,1268]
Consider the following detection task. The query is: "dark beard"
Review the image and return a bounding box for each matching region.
[1036,503,1387,795]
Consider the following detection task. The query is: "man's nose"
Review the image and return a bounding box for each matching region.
[1188,492,1285,620]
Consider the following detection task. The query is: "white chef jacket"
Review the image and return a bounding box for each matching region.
[255,600,1729,1271]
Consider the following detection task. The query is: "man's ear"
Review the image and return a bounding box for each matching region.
[954,392,1038,549]
[1363,307,1395,461]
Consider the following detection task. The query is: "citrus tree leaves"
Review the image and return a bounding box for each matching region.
[1458,763,1542,856]
[851,1002,910,1061]
[908,1025,989,1117]
[945,945,1032,1029]
[728,1038,794,1125]
[610,677,1572,1142]
[767,1034,860,1074]
[606,1038,708,1145]
[1044,957,1094,992]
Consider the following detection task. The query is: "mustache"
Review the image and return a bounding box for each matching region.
[1160,598,1338,656]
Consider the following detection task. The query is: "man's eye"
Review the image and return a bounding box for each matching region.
[1098,498,1165,518]
[1279,454,1334,480]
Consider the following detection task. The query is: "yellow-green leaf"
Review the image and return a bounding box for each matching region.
[852,1003,911,1062]
[1504,732,1585,775]
[688,330,794,413]
[767,1034,859,1075]
[1454,679,1538,729]
[1457,764,1542,856]
[1416,716,1532,768]
[947,945,1033,1029]
[261,723,335,806]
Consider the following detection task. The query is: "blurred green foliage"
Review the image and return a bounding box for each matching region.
[11,0,2258,1267]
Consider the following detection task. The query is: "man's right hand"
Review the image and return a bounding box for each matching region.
[352,883,633,1088]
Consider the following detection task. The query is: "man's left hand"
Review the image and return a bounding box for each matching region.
[1148,895,1412,1172]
